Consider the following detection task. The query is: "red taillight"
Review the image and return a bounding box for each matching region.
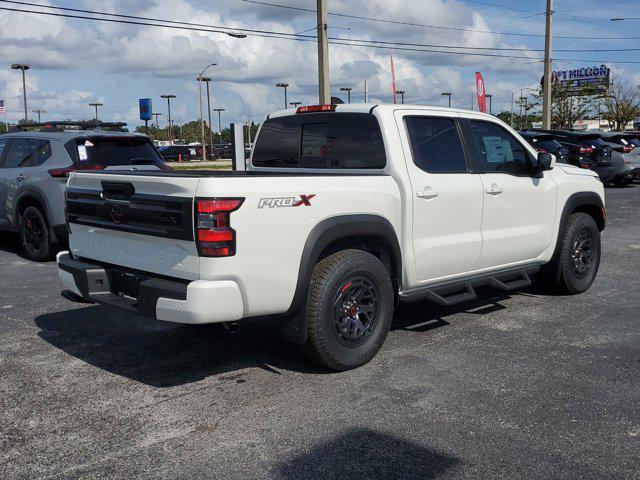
[195,198,244,257]
[535,147,547,153]
[296,104,336,114]
[48,164,105,178]
[579,162,590,169]
[613,145,634,153]
[578,146,593,155]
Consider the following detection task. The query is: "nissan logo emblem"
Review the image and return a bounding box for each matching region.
[110,204,126,224]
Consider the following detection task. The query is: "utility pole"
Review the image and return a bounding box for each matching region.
[32,109,45,123]
[11,64,30,126]
[152,112,162,141]
[317,0,330,104]
[161,94,176,144]
[89,102,103,121]
[542,0,553,129]
[214,108,225,144]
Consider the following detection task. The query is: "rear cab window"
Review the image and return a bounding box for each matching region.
[252,112,386,169]
[67,136,163,168]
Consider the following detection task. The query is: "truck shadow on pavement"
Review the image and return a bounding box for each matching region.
[278,427,460,480]
[34,288,519,388]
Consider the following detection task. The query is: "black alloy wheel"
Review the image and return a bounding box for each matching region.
[332,275,380,347]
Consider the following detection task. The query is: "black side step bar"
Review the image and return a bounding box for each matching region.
[400,266,539,306]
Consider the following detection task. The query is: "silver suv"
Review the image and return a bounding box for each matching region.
[0,130,167,261]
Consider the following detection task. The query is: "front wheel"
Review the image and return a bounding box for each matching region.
[550,212,601,294]
[301,249,394,371]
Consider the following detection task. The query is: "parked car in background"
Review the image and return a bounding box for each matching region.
[158,145,192,162]
[633,120,640,130]
[596,131,640,184]
[537,130,621,185]
[0,131,167,260]
[212,143,233,159]
[518,131,570,165]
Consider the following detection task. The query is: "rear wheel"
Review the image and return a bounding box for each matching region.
[547,212,601,294]
[301,249,394,371]
[19,206,52,261]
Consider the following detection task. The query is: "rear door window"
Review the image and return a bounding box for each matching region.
[3,138,37,168]
[74,137,163,167]
[252,113,386,169]
[404,116,468,173]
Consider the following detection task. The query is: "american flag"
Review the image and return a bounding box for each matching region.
[0,99,5,115]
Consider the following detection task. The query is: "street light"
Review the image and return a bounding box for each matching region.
[485,94,493,115]
[276,82,289,109]
[32,109,45,123]
[11,63,30,126]
[152,112,162,140]
[161,94,176,145]
[89,102,103,121]
[213,108,225,144]
[340,87,353,103]
[198,62,218,161]
[441,91,452,108]
[290,101,302,108]
[395,90,405,104]
[511,87,536,128]
[199,77,214,153]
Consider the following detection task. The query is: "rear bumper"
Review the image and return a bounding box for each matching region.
[56,251,244,324]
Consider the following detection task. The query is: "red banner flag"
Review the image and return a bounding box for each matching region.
[391,56,397,104]
[475,72,487,113]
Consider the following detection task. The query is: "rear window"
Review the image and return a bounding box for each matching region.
[72,137,162,167]
[535,139,564,152]
[252,113,386,169]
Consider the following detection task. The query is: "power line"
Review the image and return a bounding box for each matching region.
[237,0,640,40]
[5,1,640,54]
[3,4,640,64]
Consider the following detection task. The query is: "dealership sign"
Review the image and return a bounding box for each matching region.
[550,65,610,95]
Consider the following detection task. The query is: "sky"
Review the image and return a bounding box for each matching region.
[0,0,639,130]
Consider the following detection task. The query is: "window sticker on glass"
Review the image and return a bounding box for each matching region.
[483,136,513,163]
[84,140,94,147]
[78,144,88,161]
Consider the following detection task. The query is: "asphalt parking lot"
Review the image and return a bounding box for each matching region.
[1,185,639,480]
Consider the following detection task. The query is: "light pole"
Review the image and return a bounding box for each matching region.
[32,109,45,123]
[199,77,214,154]
[512,87,536,129]
[161,94,176,145]
[485,94,493,114]
[152,112,162,141]
[340,87,353,103]
[198,62,217,161]
[89,102,103,121]
[395,90,405,104]
[11,64,30,126]
[290,102,302,108]
[276,82,289,109]
[441,92,452,108]
[213,108,225,144]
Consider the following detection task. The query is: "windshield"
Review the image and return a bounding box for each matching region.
[73,137,163,166]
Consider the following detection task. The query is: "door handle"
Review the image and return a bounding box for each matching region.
[485,183,503,195]
[416,187,439,199]
[16,174,26,182]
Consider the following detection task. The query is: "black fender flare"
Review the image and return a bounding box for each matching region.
[281,214,401,344]
[15,190,59,243]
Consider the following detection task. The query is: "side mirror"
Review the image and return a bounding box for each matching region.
[536,152,554,175]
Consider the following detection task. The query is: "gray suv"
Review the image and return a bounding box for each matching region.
[0,130,167,261]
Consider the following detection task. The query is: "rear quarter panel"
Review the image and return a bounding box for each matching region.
[196,175,402,317]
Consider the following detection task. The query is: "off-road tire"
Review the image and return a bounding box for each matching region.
[547,212,601,294]
[301,249,394,371]
[19,206,52,261]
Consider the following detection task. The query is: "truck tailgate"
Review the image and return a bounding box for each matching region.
[65,172,200,280]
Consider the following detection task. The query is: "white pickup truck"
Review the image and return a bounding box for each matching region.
[58,104,605,370]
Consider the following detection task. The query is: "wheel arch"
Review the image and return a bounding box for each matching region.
[563,191,605,232]
[281,214,401,343]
